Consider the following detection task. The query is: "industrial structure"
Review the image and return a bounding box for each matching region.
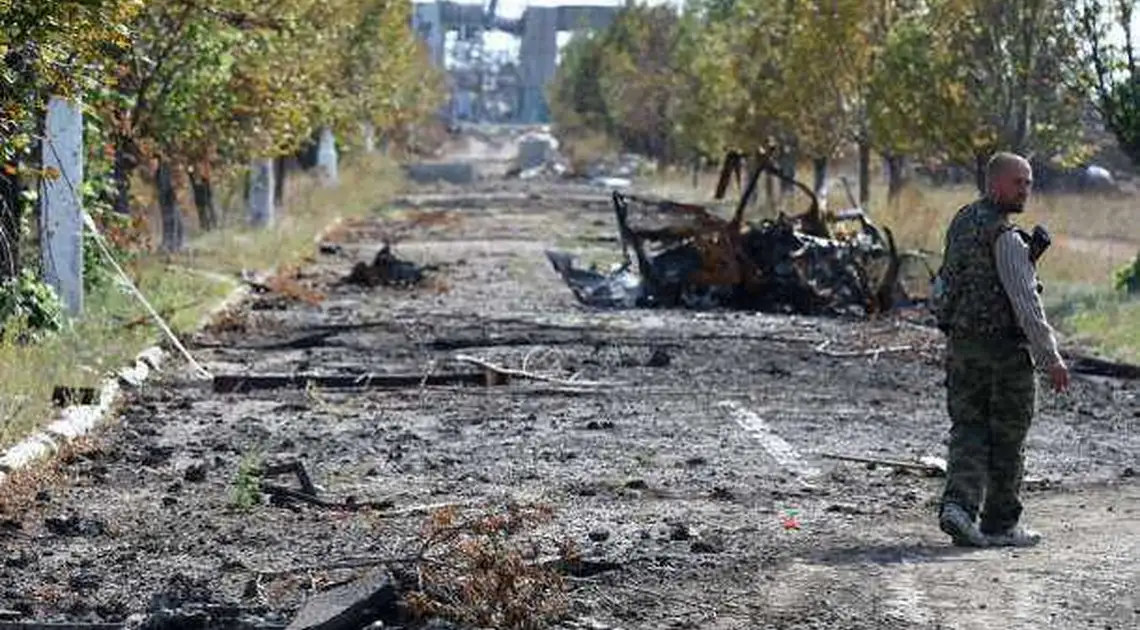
[412,0,621,123]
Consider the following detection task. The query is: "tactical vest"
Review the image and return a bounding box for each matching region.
[933,199,1026,342]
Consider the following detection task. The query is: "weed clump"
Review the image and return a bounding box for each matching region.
[1114,250,1140,295]
[401,502,569,630]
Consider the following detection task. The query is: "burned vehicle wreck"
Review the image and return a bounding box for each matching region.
[547,151,927,319]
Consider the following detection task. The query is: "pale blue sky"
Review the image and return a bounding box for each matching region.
[420,0,1140,65]
[420,0,675,59]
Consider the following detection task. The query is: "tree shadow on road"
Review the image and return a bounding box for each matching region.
[805,540,990,567]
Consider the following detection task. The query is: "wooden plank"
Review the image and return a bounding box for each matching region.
[212,370,499,394]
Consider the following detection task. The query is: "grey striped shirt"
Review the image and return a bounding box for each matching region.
[994,229,1063,368]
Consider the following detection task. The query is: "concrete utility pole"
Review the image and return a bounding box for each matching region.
[40,95,85,317]
[316,127,339,186]
[361,122,376,154]
[247,158,276,227]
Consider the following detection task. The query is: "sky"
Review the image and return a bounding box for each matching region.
[418,0,676,60]
[418,0,1140,66]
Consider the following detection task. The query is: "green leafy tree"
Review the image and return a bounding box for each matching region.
[928,0,1092,190]
[1077,0,1140,166]
[0,0,141,321]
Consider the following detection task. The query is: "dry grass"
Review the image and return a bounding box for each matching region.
[558,131,620,175]
[0,154,406,450]
[177,153,404,275]
[0,436,101,516]
[402,503,569,630]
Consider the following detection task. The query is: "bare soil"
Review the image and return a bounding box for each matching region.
[1,172,1138,630]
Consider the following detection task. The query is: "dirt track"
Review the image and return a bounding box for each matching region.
[1,170,1139,629]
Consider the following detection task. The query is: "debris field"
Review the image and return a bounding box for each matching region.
[546,152,930,319]
[0,175,1138,630]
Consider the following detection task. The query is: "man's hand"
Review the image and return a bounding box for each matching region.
[1048,360,1071,393]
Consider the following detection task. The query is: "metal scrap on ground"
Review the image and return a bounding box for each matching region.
[343,243,438,288]
[547,150,930,319]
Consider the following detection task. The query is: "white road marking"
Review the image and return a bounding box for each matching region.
[881,564,935,626]
[717,400,820,478]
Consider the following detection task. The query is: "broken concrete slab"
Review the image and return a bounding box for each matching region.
[285,569,398,630]
[404,162,477,186]
[516,132,560,171]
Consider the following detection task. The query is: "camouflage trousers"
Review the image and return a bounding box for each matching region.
[939,336,1037,534]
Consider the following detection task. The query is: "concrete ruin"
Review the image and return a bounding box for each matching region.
[411,1,620,124]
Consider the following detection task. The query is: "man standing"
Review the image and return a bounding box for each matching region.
[932,152,1071,548]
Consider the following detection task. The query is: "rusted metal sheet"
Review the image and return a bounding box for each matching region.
[548,150,920,318]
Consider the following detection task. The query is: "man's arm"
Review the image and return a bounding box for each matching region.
[994,229,1063,368]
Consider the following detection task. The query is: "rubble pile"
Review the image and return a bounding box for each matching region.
[547,153,925,319]
[505,129,570,181]
[343,244,437,289]
[504,128,649,189]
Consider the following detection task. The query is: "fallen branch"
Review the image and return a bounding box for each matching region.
[819,452,946,476]
[452,354,619,388]
[816,344,914,359]
[261,483,395,511]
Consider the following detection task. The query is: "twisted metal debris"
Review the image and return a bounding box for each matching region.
[547,151,926,318]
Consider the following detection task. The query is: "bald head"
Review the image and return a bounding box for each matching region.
[985,152,1032,213]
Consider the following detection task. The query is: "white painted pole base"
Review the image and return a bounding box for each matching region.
[316,127,339,186]
[361,122,376,154]
[247,158,276,227]
[40,96,85,317]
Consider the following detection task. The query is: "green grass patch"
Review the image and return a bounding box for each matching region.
[1050,290,1140,364]
[0,155,406,450]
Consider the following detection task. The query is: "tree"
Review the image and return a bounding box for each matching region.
[669,10,742,164]
[95,0,443,246]
[548,32,611,139]
[1077,0,1140,166]
[1,0,142,279]
[866,0,969,199]
[936,0,1092,191]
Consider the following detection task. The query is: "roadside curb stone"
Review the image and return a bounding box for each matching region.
[0,215,349,491]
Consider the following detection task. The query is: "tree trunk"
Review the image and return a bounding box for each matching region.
[777,148,798,206]
[858,140,872,207]
[155,158,184,252]
[112,139,135,216]
[974,153,987,195]
[189,163,218,232]
[884,154,909,201]
[274,156,287,208]
[1014,5,1038,153]
[362,121,376,154]
[765,173,775,213]
[0,165,21,282]
[811,156,828,198]
[247,158,276,228]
